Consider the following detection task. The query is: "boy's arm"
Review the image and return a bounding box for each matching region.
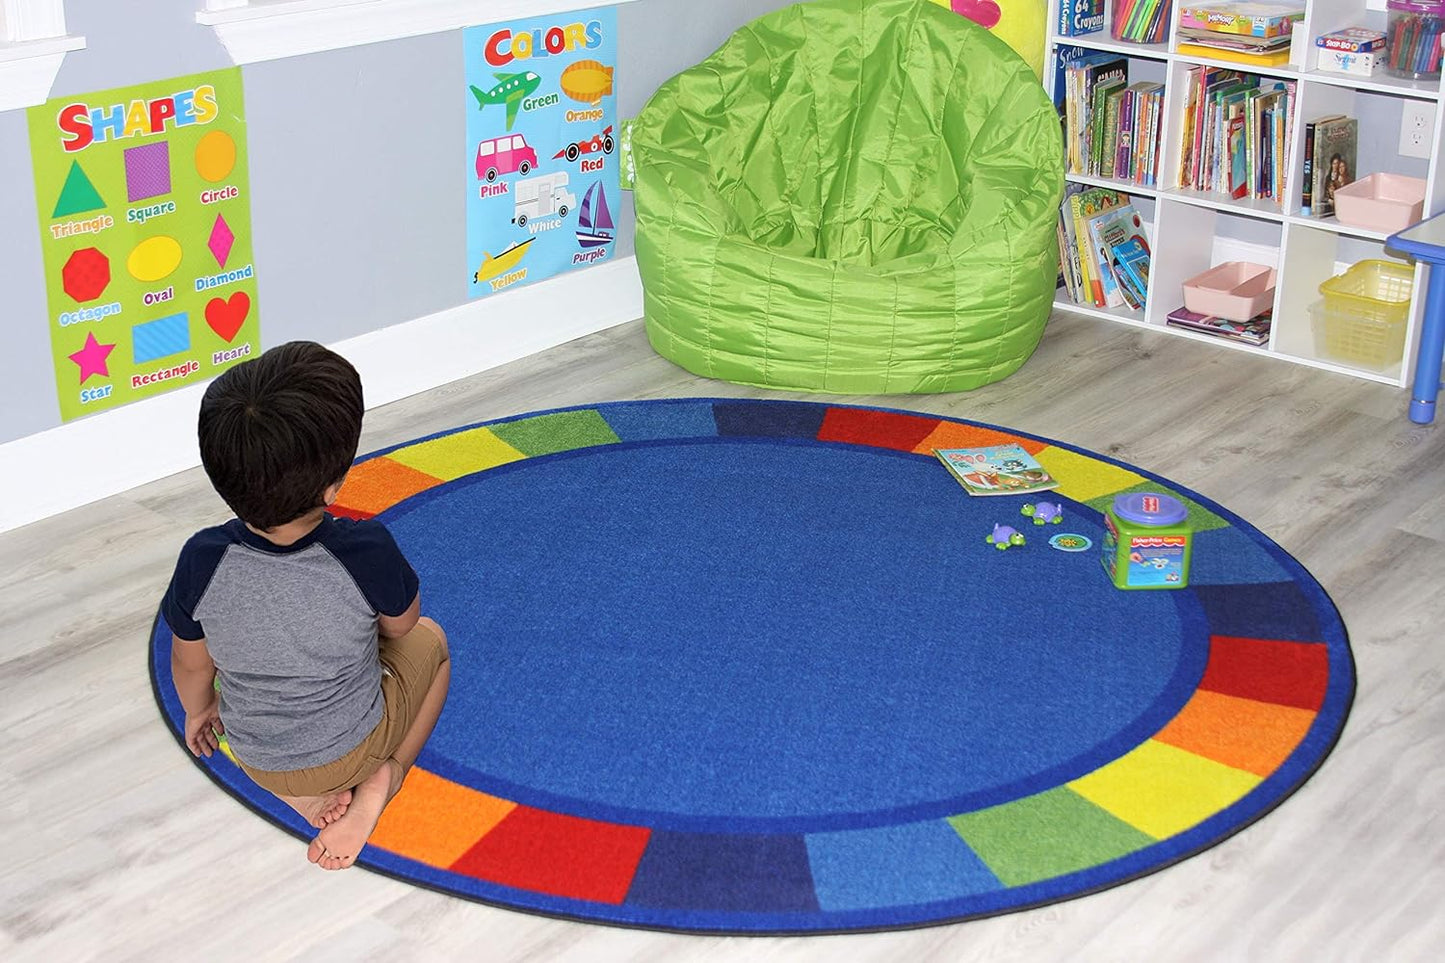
[171,635,224,757]
[378,591,421,639]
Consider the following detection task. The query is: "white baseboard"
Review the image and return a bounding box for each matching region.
[0,256,643,534]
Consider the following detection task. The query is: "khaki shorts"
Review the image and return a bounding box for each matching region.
[239,620,448,798]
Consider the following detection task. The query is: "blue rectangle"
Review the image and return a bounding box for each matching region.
[132,312,190,364]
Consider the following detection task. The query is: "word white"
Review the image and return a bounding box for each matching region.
[479,182,510,199]
[200,185,239,204]
[143,285,174,305]
[566,108,603,123]
[213,342,252,366]
[58,301,121,326]
[79,384,113,404]
[527,218,561,235]
[131,359,200,389]
[489,268,527,291]
[194,263,254,291]
[573,248,608,264]
[50,214,114,239]
[127,200,176,224]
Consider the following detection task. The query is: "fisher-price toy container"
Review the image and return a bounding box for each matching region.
[1387,0,1445,80]
[1102,492,1193,590]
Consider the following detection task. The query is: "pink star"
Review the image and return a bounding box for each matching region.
[68,331,115,384]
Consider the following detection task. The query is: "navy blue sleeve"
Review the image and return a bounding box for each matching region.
[326,519,420,617]
[160,527,232,640]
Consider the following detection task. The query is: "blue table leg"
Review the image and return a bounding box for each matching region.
[1411,261,1445,424]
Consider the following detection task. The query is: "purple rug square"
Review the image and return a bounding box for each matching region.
[125,141,172,203]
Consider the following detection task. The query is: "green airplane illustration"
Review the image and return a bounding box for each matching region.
[470,71,542,131]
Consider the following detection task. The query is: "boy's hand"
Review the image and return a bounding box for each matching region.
[185,703,225,757]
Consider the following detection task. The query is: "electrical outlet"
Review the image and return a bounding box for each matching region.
[1400,101,1436,160]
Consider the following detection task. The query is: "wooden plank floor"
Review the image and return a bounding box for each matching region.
[2,313,1442,962]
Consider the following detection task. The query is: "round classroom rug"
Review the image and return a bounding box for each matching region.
[149,399,1353,934]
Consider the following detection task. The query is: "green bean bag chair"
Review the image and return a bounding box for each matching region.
[627,0,1063,393]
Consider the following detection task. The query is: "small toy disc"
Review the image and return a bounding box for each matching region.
[1049,533,1093,552]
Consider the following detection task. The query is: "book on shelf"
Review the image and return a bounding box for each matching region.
[934,445,1059,497]
[1165,305,1273,346]
[1056,188,1151,311]
[1177,66,1294,205]
[1176,41,1294,67]
[1060,54,1164,185]
[1058,0,1104,38]
[1306,116,1357,219]
[1112,235,1151,307]
[1063,53,1127,175]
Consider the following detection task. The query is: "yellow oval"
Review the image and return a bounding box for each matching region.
[128,235,183,282]
[195,130,237,183]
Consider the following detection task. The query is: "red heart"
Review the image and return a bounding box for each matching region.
[205,291,250,342]
[953,0,1002,29]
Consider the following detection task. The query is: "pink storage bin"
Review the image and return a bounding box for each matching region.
[1333,173,1426,232]
[1181,261,1277,322]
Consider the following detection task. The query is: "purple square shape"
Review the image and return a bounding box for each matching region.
[208,214,235,268]
[124,141,172,203]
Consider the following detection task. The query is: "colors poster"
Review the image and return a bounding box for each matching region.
[27,68,259,422]
[463,8,618,299]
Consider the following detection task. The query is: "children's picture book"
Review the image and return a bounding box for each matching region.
[1165,305,1272,345]
[934,445,1059,497]
[1310,116,1357,218]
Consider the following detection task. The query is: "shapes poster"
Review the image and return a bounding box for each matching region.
[27,68,259,422]
[464,8,618,299]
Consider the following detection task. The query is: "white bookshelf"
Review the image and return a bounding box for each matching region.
[1047,0,1445,386]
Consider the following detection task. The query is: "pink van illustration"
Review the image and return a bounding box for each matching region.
[476,133,538,182]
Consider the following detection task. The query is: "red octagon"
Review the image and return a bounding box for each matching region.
[62,247,110,303]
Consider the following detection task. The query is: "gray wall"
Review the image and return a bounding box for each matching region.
[0,0,792,444]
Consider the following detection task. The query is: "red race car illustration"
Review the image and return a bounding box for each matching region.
[553,126,615,163]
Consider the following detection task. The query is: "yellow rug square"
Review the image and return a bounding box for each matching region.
[1067,740,1260,840]
[1034,446,1144,503]
[387,427,525,482]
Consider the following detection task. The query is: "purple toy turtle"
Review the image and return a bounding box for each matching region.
[1021,501,1064,525]
[986,523,1026,550]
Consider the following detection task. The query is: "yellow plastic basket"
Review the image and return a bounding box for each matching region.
[1311,260,1414,370]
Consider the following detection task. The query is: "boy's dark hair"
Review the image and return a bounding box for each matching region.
[199,341,363,530]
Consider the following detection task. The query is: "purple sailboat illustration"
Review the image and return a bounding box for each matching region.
[575,180,615,249]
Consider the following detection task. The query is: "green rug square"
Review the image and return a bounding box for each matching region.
[948,787,1155,887]
[489,410,621,456]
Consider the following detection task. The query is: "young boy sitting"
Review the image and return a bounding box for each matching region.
[162,341,451,871]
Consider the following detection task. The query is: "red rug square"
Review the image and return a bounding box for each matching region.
[450,806,652,904]
[816,407,941,451]
[1199,636,1330,712]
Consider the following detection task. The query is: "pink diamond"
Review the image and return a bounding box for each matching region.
[208,214,235,268]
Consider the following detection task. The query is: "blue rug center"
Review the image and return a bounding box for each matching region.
[386,440,1201,832]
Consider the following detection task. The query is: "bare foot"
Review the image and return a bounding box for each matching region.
[306,761,401,870]
[279,789,354,829]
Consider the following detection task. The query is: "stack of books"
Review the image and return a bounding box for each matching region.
[1166,305,1273,346]
[1176,66,1296,204]
[1059,53,1165,185]
[1177,2,1305,67]
[1057,186,1152,311]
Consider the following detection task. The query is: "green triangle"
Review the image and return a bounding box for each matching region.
[52,160,106,218]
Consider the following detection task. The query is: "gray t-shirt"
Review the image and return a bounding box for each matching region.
[162,516,419,771]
